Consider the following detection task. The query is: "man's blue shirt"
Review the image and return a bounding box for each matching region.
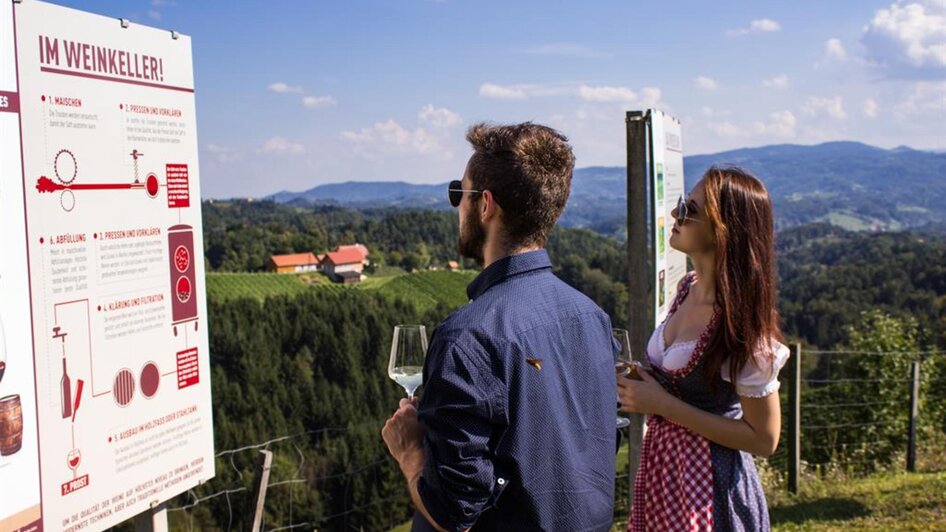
[413,249,618,531]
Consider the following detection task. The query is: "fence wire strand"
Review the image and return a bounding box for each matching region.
[165,351,944,525]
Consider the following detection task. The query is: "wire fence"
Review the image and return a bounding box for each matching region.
[156,347,946,530]
[765,347,946,493]
[162,416,411,531]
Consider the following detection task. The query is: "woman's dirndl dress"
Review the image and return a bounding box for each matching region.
[628,272,789,532]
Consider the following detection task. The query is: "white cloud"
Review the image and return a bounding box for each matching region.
[302,95,337,109]
[727,18,781,36]
[862,0,946,77]
[762,74,790,89]
[760,110,797,137]
[522,43,610,59]
[268,82,304,94]
[341,105,463,159]
[205,143,242,164]
[752,19,782,32]
[700,107,732,118]
[479,83,528,100]
[694,76,718,90]
[638,88,663,107]
[479,82,662,108]
[147,10,161,20]
[864,98,880,118]
[546,107,627,166]
[575,85,662,107]
[894,80,946,115]
[825,38,848,62]
[267,83,336,108]
[802,96,848,120]
[709,110,796,139]
[261,137,305,155]
[418,104,462,128]
[342,120,439,155]
[577,85,637,103]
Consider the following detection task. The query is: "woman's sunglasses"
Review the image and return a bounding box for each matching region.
[448,180,482,208]
[671,195,703,225]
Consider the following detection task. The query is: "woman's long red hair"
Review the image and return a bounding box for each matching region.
[700,165,784,386]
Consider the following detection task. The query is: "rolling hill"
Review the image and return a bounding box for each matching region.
[206,269,478,313]
[265,142,946,237]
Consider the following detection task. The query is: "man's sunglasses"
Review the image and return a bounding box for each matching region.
[672,195,704,225]
[448,180,482,208]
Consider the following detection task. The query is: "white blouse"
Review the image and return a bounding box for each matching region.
[646,319,790,398]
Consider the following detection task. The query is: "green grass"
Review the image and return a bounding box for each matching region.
[815,211,905,232]
[205,269,477,313]
[896,204,930,214]
[770,471,946,531]
[393,461,946,531]
[205,271,324,301]
[366,270,478,313]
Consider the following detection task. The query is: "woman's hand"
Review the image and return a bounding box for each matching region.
[617,364,670,416]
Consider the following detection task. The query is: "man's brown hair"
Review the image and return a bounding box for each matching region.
[465,122,575,248]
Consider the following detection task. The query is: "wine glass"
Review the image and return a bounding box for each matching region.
[67,448,82,477]
[389,325,428,400]
[614,328,633,429]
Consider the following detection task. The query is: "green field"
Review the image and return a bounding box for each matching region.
[205,269,477,312]
[205,271,327,301]
[393,439,945,531]
[769,471,946,531]
[359,270,477,311]
[815,211,905,232]
[392,468,946,531]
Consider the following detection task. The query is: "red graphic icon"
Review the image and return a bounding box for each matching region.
[113,369,135,407]
[176,276,192,304]
[168,225,198,336]
[174,245,190,273]
[146,173,160,198]
[67,448,81,471]
[140,362,160,399]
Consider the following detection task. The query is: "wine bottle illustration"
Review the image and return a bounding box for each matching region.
[53,326,72,419]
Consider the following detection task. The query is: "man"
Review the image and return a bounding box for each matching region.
[382,122,617,531]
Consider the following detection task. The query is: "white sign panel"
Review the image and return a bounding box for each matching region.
[1,1,215,530]
[649,110,689,327]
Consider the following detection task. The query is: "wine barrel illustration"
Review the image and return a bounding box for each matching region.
[0,394,24,455]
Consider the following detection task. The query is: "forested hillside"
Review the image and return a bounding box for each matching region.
[160,201,946,529]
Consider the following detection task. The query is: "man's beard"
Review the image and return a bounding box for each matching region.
[458,207,486,266]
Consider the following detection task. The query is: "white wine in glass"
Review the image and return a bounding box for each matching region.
[614,328,633,429]
[389,325,428,400]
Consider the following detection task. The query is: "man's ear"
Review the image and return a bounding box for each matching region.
[480,190,500,222]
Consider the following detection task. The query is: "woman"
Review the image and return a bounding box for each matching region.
[618,165,789,531]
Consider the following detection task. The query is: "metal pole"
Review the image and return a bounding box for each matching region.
[907,361,920,472]
[134,501,168,532]
[625,110,651,513]
[787,343,801,494]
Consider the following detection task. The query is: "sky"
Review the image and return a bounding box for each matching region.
[51,0,946,198]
